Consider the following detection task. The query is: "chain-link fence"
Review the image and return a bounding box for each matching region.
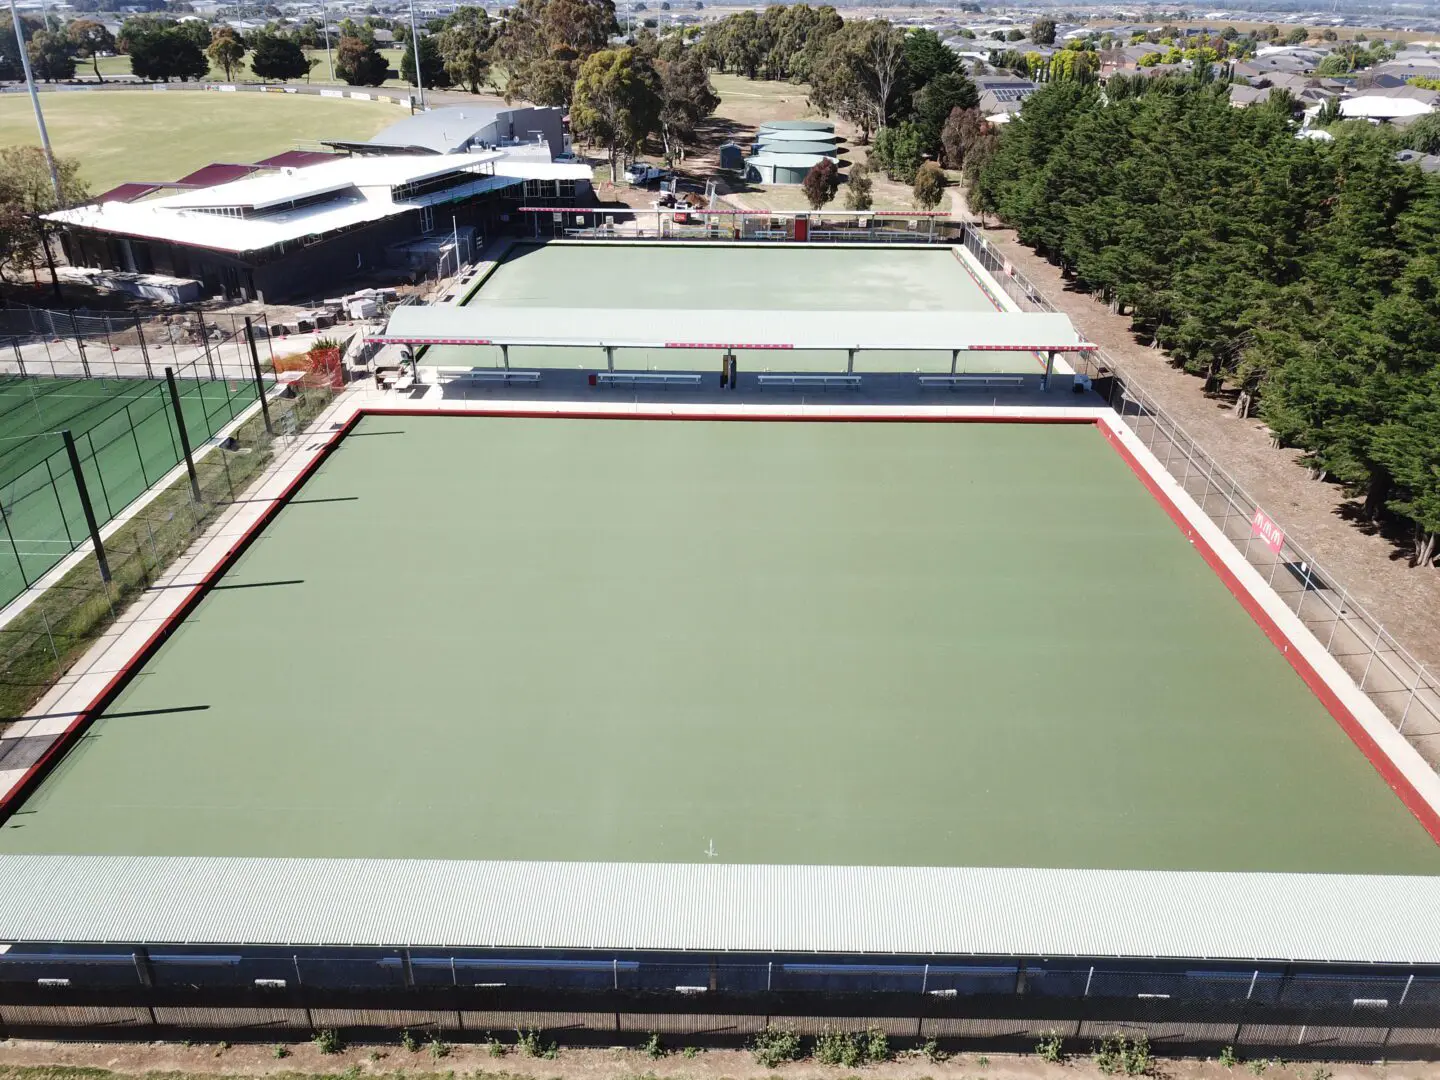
[1,950,1439,1052]
[959,226,1440,772]
[0,373,337,723]
[0,308,293,381]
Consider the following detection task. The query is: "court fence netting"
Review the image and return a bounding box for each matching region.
[0,341,338,724]
[959,225,1440,775]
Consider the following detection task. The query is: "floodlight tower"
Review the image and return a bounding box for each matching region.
[9,0,63,205]
[407,0,425,110]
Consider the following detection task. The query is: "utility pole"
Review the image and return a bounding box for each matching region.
[407,0,425,110]
[9,0,63,207]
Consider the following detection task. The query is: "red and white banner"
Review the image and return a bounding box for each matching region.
[1251,508,1286,554]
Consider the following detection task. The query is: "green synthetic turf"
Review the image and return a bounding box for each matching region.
[425,244,1038,375]
[0,377,259,606]
[5,415,1437,874]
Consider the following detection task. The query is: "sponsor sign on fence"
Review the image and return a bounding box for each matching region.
[1250,508,1286,554]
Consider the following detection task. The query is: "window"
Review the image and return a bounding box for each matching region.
[420,205,435,234]
[559,179,576,199]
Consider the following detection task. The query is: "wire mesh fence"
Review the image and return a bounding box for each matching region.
[1,951,1440,1052]
[0,372,337,723]
[0,309,287,381]
[959,225,1440,771]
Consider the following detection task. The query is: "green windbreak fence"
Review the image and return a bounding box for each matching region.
[0,362,263,610]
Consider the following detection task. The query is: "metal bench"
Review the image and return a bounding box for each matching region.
[918,374,1026,390]
[757,374,862,390]
[437,367,542,385]
[594,371,703,387]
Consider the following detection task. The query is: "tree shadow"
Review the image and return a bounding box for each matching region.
[1334,501,1422,564]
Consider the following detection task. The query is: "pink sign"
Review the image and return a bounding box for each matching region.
[1251,508,1285,554]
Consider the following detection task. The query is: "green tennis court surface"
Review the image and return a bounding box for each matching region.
[4,416,1437,874]
[426,243,1042,375]
[0,375,259,607]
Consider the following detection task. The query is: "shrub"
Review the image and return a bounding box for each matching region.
[683,1046,699,1059]
[400,1029,420,1053]
[922,1037,948,1064]
[643,1032,665,1059]
[844,163,874,211]
[752,1025,803,1067]
[487,1035,507,1056]
[1220,1046,1240,1068]
[428,1036,450,1060]
[863,1028,889,1063]
[271,1046,289,1060]
[872,122,926,182]
[1037,1031,1065,1063]
[816,1029,863,1067]
[912,161,947,211]
[312,1029,342,1055]
[1094,1034,1150,1076]
[517,1028,557,1058]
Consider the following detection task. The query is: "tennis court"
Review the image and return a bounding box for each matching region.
[3,414,1436,875]
[425,244,1047,375]
[0,375,260,607]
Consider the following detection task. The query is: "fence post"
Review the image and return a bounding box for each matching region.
[200,323,217,379]
[67,312,91,378]
[61,430,110,583]
[165,368,202,503]
[11,339,25,378]
[1397,666,1425,735]
[125,402,150,487]
[134,315,153,379]
[0,496,30,590]
[245,317,274,435]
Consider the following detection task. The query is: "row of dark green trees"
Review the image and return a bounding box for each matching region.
[971,77,1440,567]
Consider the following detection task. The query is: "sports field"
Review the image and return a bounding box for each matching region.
[0,92,400,195]
[427,244,1043,375]
[3,415,1437,874]
[0,375,259,606]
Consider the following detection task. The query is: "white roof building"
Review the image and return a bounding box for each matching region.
[45,151,591,256]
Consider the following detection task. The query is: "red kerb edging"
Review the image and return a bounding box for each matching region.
[0,412,364,826]
[1095,419,1440,846]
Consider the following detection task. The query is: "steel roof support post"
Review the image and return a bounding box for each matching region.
[501,343,509,370]
[951,349,959,374]
[1043,350,1056,391]
[605,345,614,371]
[847,348,856,374]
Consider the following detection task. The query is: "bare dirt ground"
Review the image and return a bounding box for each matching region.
[957,193,1440,673]
[0,1040,1436,1080]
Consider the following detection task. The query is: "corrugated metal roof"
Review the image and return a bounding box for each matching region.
[174,163,262,188]
[375,306,1095,353]
[754,140,841,156]
[746,152,832,170]
[255,150,343,168]
[754,128,841,143]
[371,106,505,152]
[758,120,836,132]
[0,856,1438,961]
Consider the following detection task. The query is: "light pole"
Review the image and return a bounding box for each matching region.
[319,0,334,81]
[9,0,62,206]
[407,0,425,110]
